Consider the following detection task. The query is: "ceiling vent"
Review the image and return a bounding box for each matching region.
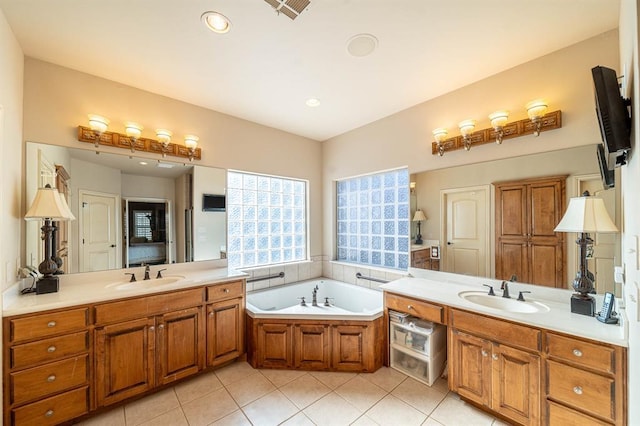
[264,0,310,20]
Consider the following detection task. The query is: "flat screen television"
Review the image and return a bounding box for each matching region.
[202,194,225,212]
[596,144,615,189]
[591,65,632,169]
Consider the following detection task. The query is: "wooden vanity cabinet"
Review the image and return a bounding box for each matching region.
[206,280,245,367]
[449,309,541,426]
[411,248,440,271]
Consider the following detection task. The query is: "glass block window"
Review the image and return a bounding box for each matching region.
[336,168,410,270]
[227,170,308,269]
[133,211,152,240]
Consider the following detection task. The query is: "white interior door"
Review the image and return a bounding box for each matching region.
[79,191,118,272]
[442,186,490,277]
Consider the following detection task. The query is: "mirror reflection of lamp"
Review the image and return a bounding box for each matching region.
[526,99,548,136]
[554,191,618,316]
[156,129,173,157]
[24,185,76,294]
[412,209,427,245]
[489,110,509,144]
[88,114,109,153]
[184,135,199,162]
[125,122,144,153]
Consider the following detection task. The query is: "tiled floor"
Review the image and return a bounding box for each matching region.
[78,362,510,426]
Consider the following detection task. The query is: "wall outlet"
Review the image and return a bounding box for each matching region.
[614,266,625,284]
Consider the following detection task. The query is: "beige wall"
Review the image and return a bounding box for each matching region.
[22,59,324,259]
[322,30,620,260]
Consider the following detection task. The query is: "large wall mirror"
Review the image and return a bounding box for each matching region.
[26,142,227,274]
[411,144,622,296]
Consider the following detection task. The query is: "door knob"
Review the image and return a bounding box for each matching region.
[447,242,453,245]
[110,244,116,247]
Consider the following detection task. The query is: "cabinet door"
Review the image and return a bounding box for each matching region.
[491,344,540,425]
[449,330,492,407]
[331,325,370,371]
[95,317,155,407]
[207,298,244,367]
[257,323,293,368]
[294,324,330,369]
[157,307,204,386]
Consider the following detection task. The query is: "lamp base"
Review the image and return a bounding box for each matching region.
[36,275,59,295]
[571,293,595,316]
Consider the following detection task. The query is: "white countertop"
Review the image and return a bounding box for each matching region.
[3,261,248,317]
[381,274,627,347]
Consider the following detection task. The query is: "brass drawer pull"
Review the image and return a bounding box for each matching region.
[572,349,583,357]
[47,321,56,328]
[47,375,56,382]
[573,386,583,395]
[45,409,54,418]
[47,346,57,353]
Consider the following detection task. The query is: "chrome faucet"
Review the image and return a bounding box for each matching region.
[312,285,319,306]
[501,281,511,298]
[144,265,151,280]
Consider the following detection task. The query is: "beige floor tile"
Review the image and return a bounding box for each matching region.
[422,418,444,426]
[429,395,494,426]
[260,368,308,387]
[138,407,188,426]
[124,388,180,426]
[351,414,380,425]
[491,418,512,425]
[309,370,358,389]
[280,411,316,426]
[303,392,362,426]
[181,387,239,426]
[391,377,447,415]
[76,407,125,426]
[215,361,259,386]
[174,371,223,404]
[365,394,426,426]
[242,390,300,426]
[431,377,450,395]
[360,367,407,392]
[280,374,332,409]
[335,375,386,412]
[210,409,252,426]
[226,370,277,406]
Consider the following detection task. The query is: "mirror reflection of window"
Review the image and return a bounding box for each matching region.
[133,210,153,242]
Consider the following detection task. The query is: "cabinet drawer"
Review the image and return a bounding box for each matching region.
[9,308,88,343]
[385,293,444,324]
[207,280,244,302]
[11,331,89,369]
[546,332,615,374]
[94,288,203,324]
[547,360,614,422]
[12,386,88,426]
[411,249,429,261]
[547,401,608,426]
[11,354,89,405]
[450,309,540,352]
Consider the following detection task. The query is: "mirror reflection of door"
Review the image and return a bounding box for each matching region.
[441,186,490,276]
[79,191,119,272]
[123,199,171,267]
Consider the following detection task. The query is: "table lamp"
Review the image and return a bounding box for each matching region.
[554,191,618,316]
[412,210,427,245]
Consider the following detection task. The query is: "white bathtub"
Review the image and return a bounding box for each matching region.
[246,278,383,321]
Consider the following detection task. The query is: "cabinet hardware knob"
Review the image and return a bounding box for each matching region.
[158,324,164,329]
[47,321,56,328]
[492,354,499,360]
[45,410,54,418]
[47,375,56,382]
[209,312,214,317]
[572,349,583,357]
[149,326,155,331]
[224,288,230,293]
[47,346,56,353]
[481,350,488,357]
[407,305,413,310]
[573,386,583,395]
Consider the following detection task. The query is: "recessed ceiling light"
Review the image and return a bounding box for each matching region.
[201,11,231,34]
[157,162,175,169]
[306,98,320,107]
[346,34,378,57]
[139,161,148,166]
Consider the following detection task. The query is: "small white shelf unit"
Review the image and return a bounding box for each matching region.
[389,313,446,386]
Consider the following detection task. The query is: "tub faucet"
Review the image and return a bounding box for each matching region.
[312,285,319,306]
[144,265,151,280]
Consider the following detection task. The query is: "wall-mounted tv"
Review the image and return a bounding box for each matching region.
[591,65,632,169]
[596,144,615,189]
[202,194,225,212]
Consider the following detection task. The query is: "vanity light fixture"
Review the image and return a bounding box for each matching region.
[201,11,231,34]
[458,119,476,151]
[526,99,548,136]
[88,114,110,151]
[184,135,199,162]
[124,122,143,153]
[489,111,509,144]
[156,129,173,157]
[432,128,448,156]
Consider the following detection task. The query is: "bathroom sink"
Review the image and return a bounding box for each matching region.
[105,276,185,290]
[458,291,550,313]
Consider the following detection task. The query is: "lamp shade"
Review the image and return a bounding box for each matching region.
[554,196,617,233]
[25,186,75,221]
[412,210,427,222]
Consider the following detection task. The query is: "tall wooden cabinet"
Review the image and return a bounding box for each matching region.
[494,175,566,287]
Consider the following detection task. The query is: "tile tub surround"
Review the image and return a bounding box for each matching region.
[76,361,506,426]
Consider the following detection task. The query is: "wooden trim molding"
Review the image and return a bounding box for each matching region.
[431,110,562,155]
